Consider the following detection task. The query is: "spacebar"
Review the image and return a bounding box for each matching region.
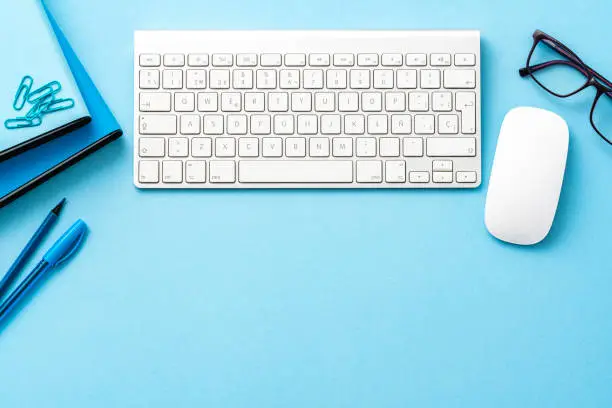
[239,160,353,183]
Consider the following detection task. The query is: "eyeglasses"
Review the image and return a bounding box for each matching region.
[519,30,612,145]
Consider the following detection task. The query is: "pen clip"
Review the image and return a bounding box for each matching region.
[54,228,87,267]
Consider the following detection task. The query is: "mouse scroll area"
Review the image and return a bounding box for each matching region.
[484,107,568,246]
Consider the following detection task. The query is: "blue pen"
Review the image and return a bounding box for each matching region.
[0,198,66,299]
[0,220,88,325]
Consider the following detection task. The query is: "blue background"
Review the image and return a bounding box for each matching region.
[1,0,612,406]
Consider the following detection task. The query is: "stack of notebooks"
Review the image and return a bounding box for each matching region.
[0,0,122,208]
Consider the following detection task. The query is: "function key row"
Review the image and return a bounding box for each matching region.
[140,53,476,68]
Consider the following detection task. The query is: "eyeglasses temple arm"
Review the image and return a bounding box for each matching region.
[518,59,589,77]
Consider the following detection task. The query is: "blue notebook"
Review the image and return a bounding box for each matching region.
[0,0,122,208]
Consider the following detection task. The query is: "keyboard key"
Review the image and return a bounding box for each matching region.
[327,70,347,89]
[432,92,452,112]
[373,70,394,89]
[344,115,365,134]
[297,115,318,134]
[175,93,195,112]
[333,137,353,157]
[385,92,405,112]
[391,115,412,134]
[456,92,477,134]
[169,137,189,157]
[212,53,233,66]
[338,92,359,112]
[269,92,289,112]
[139,70,160,89]
[209,70,230,89]
[456,171,477,183]
[379,137,399,157]
[227,114,247,134]
[162,160,183,183]
[433,172,453,183]
[237,53,257,66]
[260,53,282,67]
[426,137,476,157]
[140,92,171,112]
[180,114,201,134]
[349,69,370,89]
[215,137,236,157]
[432,160,453,172]
[139,114,177,134]
[188,54,209,67]
[396,69,417,89]
[357,53,378,66]
[233,70,254,89]
[238,160,353,183]
[430,53,451,66]
[239,138,259,157]
[140,54,161,67]
[221,92,241,112]
[250,115,271,134]
[245,92,265,112]
[385,161,406,183]
[356,137,376,157]
[309,137,330,157]
[405,53,426,66]
[285,137,306,157]
[315,92,335,112]
[362,92,382,112]
[274,114,294,134]
[262,137,283,157]
[139,138,165,157]
[403,137,423,157]
[164,54,185,67]
[139,160,159,183]
[408,92,429,111]
[444,69,476,89]
[438,114,459,134]
[203,115,224,134]
[414,115,435,134]
[186,161,207,183]
[291,93,312,112]
[303,70,324,89]
[367,114,388,134]
[186,70,207,89]
[279,69,300,89]
[197,92,218,112]
[163,70,183,89]
[192,138,212,157]
[455,53,476,66]
[420,69,441,89]
[256,69,276,89]
[356,161,382,183]
[309,53,330,66]
[209,161,236,183]
[382,53,402,66]
[320,115,341,134]
[285,53,306,66]
[409,171,430,183]
[333,53,354,66]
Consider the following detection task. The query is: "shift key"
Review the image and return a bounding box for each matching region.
[427,137,476,157]
[139,114,177,134]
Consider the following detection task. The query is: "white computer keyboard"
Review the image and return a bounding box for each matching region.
[134,30,481,188]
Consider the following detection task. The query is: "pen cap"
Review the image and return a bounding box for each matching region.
[43,219,88,267]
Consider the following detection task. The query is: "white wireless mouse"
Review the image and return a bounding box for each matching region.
[485,107,569,245]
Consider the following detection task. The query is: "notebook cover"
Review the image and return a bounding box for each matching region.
[0,2,122,209]
[0,0,91,161]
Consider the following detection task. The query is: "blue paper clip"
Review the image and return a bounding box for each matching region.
[4,116,42,130]
[42,98,75,114]
[25,94,55,119]
[13,75,34,111]
[27,81,62,103]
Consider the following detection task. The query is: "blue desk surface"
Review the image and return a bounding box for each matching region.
[1,0,612,406]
